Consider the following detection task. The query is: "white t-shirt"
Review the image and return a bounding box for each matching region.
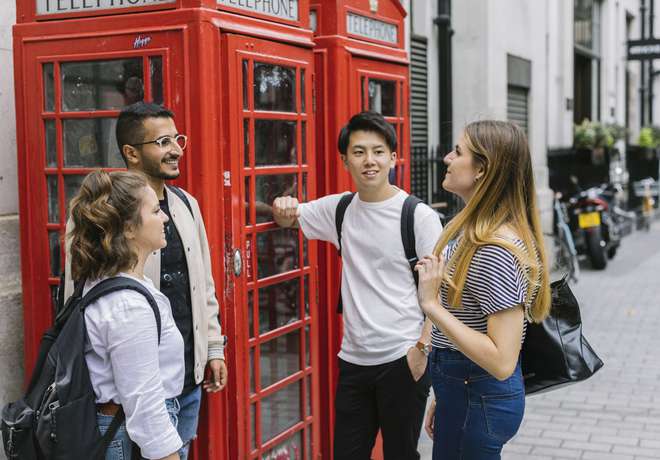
[298,190,443,365]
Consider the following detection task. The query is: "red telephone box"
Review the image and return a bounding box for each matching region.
[308,1,410,458]
[13,1,321,458]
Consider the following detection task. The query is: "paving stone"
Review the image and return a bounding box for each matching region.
[541,430,590,442]
[531,446,581,458]
[590,434,639,446]
[582,452,633,460]
[561,440,612,452]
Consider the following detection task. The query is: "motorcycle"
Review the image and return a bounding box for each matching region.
[566,177,622,270]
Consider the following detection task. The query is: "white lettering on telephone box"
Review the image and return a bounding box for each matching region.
[346,12,397,45]
[217,0,299,21]
[37,0,174,16]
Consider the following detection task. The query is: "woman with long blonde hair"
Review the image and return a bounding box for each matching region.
[416,121,550,459]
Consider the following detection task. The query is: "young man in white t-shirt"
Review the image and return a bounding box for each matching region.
[273,111,443,459]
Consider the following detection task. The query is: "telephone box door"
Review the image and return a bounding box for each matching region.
[222,33,320,460]
[18,30,185,371]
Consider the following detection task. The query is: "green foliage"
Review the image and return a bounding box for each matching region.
[574,119,620,149]
[574,119,596,149]
[638,126,659,148]
[605,123,626,142]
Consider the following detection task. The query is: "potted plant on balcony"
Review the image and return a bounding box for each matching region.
[637,126,660,160]
[574,119,616,165]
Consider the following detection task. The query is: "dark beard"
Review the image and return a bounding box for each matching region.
[141,158,180,180]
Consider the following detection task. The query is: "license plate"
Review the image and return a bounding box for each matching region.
[578,212,601,228]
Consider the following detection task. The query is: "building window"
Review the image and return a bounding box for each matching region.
[507,54,531,136]
[410,36,428,147]
[574,0,601,123]
[508,86,529,135]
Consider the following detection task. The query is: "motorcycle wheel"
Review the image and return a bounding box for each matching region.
[607,245,618,259]
[587,227,608,270]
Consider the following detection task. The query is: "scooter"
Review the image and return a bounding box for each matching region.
[566,177,621,270]
[633,178,658,231]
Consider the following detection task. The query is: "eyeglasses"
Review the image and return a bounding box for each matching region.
[131,134,188,150]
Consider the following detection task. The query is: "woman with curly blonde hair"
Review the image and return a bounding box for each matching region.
[416,121,550,459]
[69,170,183,460]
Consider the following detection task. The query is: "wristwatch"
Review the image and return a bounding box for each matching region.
[415,341,431,357]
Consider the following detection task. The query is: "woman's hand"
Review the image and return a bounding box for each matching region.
[424,398,436,439]
[415,255,444,312]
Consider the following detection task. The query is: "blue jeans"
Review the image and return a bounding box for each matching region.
[430,348,525,460]
[176,385,202,460]
[97,398,179,460]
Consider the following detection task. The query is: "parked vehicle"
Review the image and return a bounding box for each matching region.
[599,182,637,238]
[551,192,580,283]
[566,177,622,270]
[633,178,658,231]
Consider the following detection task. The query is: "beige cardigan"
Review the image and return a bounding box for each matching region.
[65,186,224,385]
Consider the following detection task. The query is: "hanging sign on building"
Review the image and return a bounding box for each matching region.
[37,0,174,15]
[627,39,660,60]
[217,0,299,21]
[346,12,398,45]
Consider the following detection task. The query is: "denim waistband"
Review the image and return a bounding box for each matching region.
[432,347,472,361]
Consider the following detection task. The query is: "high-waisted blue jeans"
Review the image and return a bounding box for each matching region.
[430,348,525,460]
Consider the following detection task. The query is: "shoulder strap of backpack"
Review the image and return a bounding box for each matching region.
[401,194,423,287]
[334,192,355,314]
[167,185,194,220]
[95,407,128,460]
[335,192,356,256]
[80,278,162,344]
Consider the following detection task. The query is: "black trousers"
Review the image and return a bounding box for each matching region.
[333,355,431,460]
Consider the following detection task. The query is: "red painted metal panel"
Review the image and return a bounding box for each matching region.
[222,32,318,459]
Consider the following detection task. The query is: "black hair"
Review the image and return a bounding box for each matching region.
[115,102,175,161]
[337,111,397,155]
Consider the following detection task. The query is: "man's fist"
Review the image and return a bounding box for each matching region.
[272,196,301,227]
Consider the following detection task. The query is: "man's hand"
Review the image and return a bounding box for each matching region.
[406,346,428,382]
[272,196,300,228]
[203,359,227,393]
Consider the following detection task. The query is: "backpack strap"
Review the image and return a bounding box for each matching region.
[335,193,356,314]
[167,185,194,220]
[80,277,162,344]
[335,192,356,256]
[401,195,423,287]
[95,407,128,460]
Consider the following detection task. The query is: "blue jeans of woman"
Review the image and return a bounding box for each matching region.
[430,348,525,460]
[97,398,180,460]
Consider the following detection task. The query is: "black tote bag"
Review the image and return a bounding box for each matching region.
[521,277,604,395]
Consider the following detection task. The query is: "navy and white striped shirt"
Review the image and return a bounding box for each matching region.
[431,238,534,350]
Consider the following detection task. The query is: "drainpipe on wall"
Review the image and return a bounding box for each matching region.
[649,0,655,123]
[640,0,647,127]
[435,0,453,154]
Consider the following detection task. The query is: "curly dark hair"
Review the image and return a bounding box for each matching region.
[68,170,148,281]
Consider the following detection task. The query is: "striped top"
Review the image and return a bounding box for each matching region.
[431,238,534,350]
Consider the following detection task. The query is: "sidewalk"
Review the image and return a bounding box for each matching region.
[418,222,660,459]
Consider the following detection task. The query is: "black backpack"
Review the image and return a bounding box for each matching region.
[334,193,425,313]
[1,277,161,460]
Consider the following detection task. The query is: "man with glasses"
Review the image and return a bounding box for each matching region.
[65,102,227,459]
